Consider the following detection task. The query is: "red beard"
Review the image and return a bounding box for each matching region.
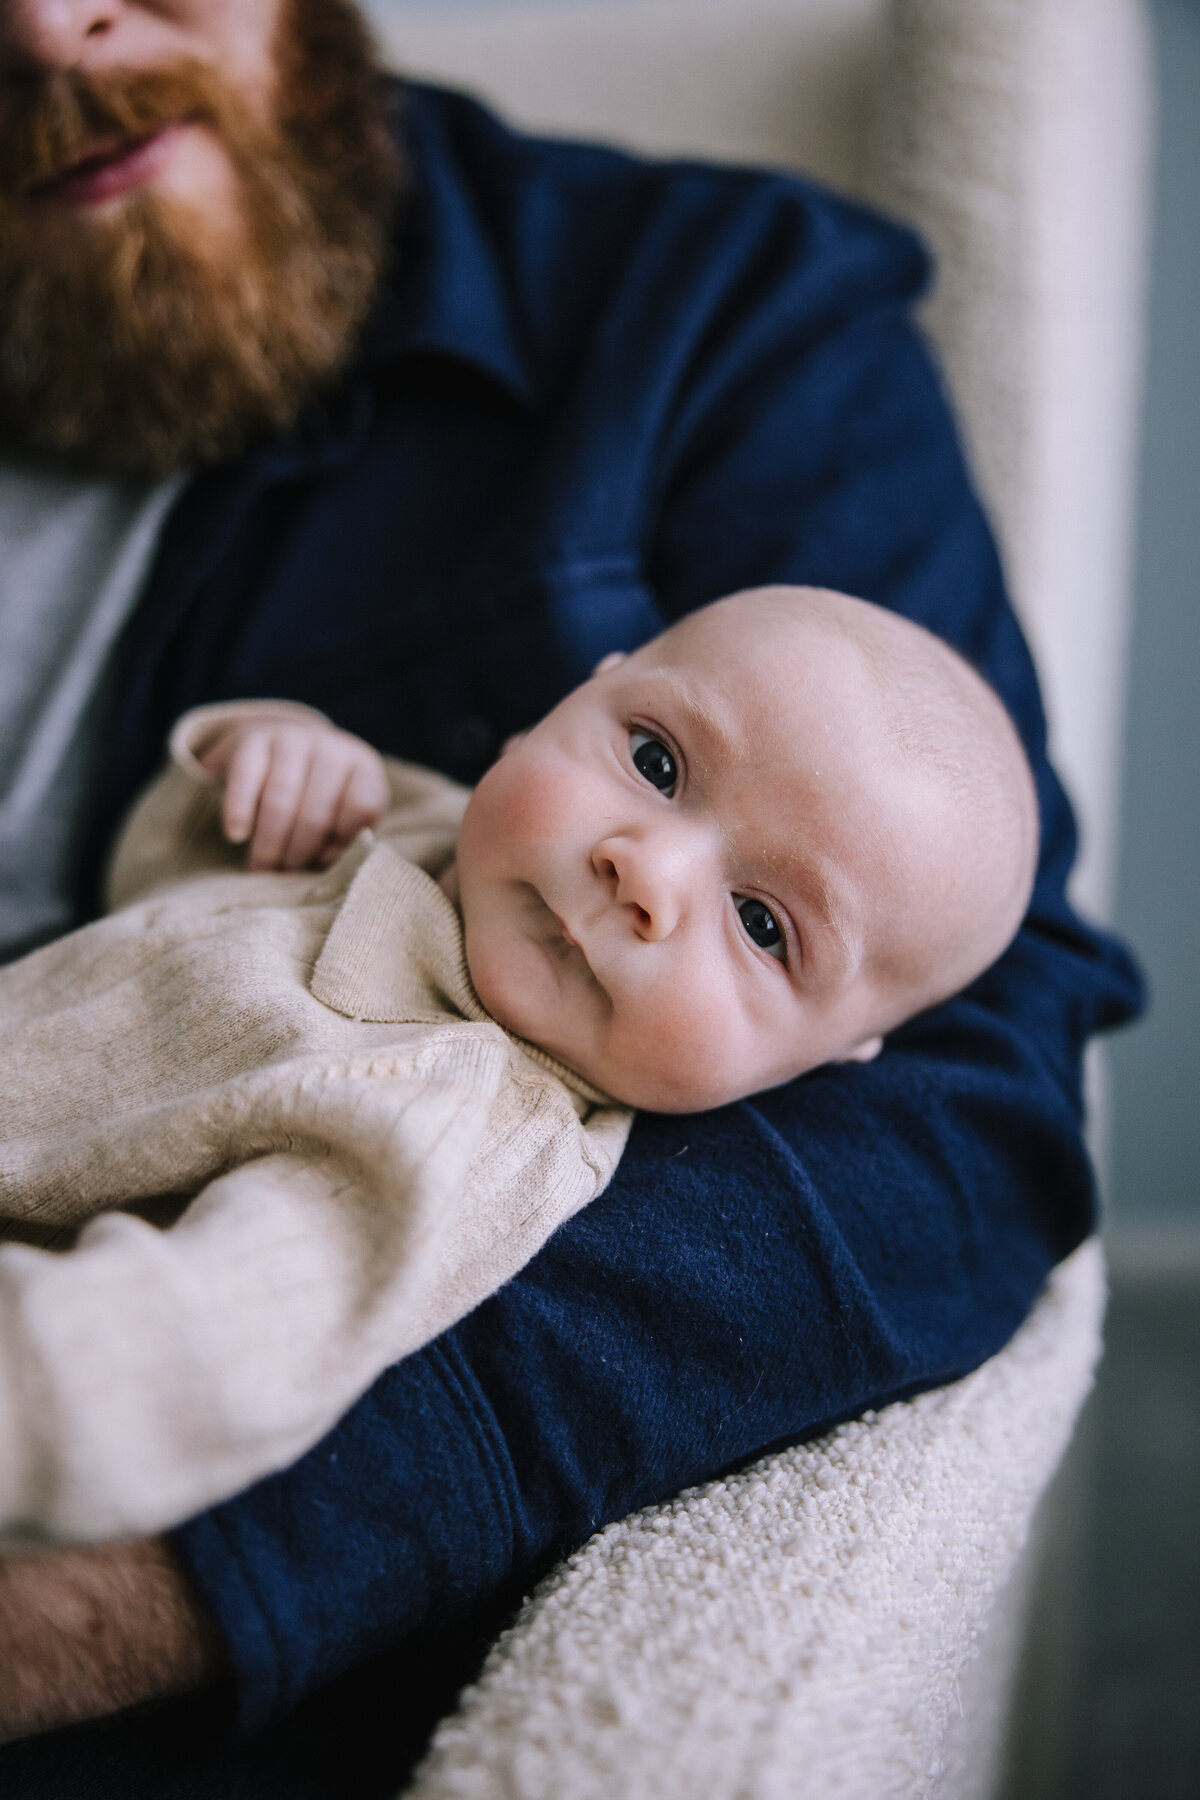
[0,0,400,476]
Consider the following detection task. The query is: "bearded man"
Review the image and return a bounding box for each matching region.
[0,0,1139,1794]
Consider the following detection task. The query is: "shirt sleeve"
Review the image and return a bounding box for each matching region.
[174,171,1142,1734]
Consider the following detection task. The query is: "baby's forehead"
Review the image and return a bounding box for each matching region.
[658,599,880,682]
[632,637,915,859]
[641,613,888,754]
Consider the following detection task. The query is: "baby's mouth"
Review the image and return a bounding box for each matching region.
[536,889,598,974]
[542,895,582,957]
[526,885,613,1018]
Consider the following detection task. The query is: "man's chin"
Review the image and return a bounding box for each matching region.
[0,194,385,479]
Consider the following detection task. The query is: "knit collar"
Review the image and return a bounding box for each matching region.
[310,837,614,1108]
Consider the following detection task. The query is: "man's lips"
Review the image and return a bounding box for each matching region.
[27,122,186,207]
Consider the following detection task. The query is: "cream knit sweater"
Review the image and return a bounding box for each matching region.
[0,706,631,1547]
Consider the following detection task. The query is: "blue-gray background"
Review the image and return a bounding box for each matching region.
[366,0,1199,1239]
[1110,0,1199,1235]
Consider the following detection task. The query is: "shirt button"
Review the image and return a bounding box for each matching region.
[447,716,497,764]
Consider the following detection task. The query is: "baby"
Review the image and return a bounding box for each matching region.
[0,587,1036,1546]
[200,583,1037,1111]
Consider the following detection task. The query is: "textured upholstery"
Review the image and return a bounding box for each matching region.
[405,1244,1104,1800]
[873,0,1151,914]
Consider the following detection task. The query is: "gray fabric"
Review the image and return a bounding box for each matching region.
[0,460,183,961]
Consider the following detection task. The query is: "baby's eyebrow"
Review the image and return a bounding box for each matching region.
[765,851,864,984]
[671,683,745,772]
[810,873,861,972]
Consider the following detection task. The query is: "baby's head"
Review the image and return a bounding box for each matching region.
[454,587,1038,1111]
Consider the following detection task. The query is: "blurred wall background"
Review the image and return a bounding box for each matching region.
[1109,0,1200,1247]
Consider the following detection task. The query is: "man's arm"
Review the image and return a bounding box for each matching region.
[0,1538,222,1743]
[165,178,1138,1736]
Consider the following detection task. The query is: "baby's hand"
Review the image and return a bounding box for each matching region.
[196,719,391,871]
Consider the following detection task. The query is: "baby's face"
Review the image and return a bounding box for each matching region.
[455,602,947,1112]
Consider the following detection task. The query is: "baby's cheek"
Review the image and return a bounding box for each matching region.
[472,750,577,853]
[608,983,751,1112]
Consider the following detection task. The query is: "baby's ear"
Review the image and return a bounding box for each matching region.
[592,651,627,677]
[835,1035,884,1065]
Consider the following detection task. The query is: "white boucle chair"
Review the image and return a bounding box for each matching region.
[362,2,1151,1793]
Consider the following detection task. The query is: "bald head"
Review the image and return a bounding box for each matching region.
[656,586,1039,1023]
[457,582,1039,1110]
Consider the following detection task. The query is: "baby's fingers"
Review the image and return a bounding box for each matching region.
[277,749,360,871]
[221,732,274,846]
[328,755,392,852]
[246,740,314,870]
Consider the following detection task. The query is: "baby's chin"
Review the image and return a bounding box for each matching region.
[572,1053,801,1116]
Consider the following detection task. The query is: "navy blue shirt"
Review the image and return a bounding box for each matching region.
[81,85,1139,1754]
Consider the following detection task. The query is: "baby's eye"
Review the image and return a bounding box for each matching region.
[630,730,677,796]
[737,896,787,962]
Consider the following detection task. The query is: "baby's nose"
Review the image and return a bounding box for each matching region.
[592,835,686,941]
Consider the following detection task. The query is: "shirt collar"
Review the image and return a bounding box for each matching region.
[355,82,538,410]
[309,836,618,1110]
